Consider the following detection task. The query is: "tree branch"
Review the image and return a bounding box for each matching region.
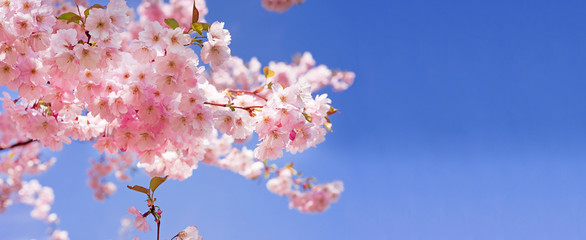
[225,89,268,101]
[0,139,36,151]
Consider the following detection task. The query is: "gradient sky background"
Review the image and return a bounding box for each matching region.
[3,0,586,239]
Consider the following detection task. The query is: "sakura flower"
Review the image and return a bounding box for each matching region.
[48,229,69,240]
[54,52,80,75]
[266,168,293,195]
[178,90,204,112]
[330,71,355,91]
[213,110,236,135]
[11,13,34,37]
[201,41,230,68]
[154,52,186,76]
[0,43,18,65]
[192,106,213,135]
[50,29,78,54]
[164,27,191,53]
[127,206,151,232]
[29,32,51,51]
[107,0,131,31]
[231,111,253,140]
[29,116,59,140]
[261,0,303,13]
[15,0,41,13]
[176,226,203,240]
[138,21,166,53]
[207,21,231,45]
[74,44,101,69]
[94,137,118,154]
[287,181,344,213]
[135,130,157,151]
[31,7,56,32]
[242,161,264,179]
[0,62,20,90]
[18,58,44,84]
[137,101,162,125]
[85,8,113,41]
[254,140,284,160]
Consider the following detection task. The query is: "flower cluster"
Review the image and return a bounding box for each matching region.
[1,0,353,237]
[210,52,354,93]
[18,179,58,222]
[18,180,70,239]
[265,167,344,213]
[0,109,67,237]
[288,181,343,213]
[88,152,135,200]
[261,0,305,13]
[137,0,208,29]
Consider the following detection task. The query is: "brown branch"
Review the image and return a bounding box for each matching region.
[157,220,160,240]
[225,89,268,101]
[204,101,264,110]
[0,139,36,151]
[204,101,264,117]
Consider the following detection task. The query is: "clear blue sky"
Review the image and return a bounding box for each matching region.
[3,0,586,239]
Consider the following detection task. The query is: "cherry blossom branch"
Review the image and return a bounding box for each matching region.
[225,89,267,101]
[204,101,264,110]
[0,139,36,151]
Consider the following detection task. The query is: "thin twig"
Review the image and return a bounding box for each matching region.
[0,139,36,151]
[157,220,160,240]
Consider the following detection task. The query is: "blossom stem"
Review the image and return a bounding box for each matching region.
[74,2,85,25]
[0,139,36,151]
[157,220,160,240]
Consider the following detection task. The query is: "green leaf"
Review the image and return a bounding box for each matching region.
[127,185,150,195]
[190,22,211,36]
[200,23,211,31]
[164,18,179,29]
[83,4,105,17]
[192,0,199,24]
[263,67,275,79]
[56,12,79,21]
[68,15,83,24]
[191,23,203,36]
[149,176,168,193]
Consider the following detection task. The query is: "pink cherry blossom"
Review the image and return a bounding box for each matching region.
[48,229,69,240]
[207,21,230,45]
[0,0,353,235]
[261,0,304,13]
[201,41,231,68]
[85,8,113,41]
[128,206,151,232]
[177,226,203,240]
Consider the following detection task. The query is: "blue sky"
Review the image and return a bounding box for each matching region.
[3,0,586,239]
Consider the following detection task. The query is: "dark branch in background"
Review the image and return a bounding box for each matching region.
[0,139,36,151]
